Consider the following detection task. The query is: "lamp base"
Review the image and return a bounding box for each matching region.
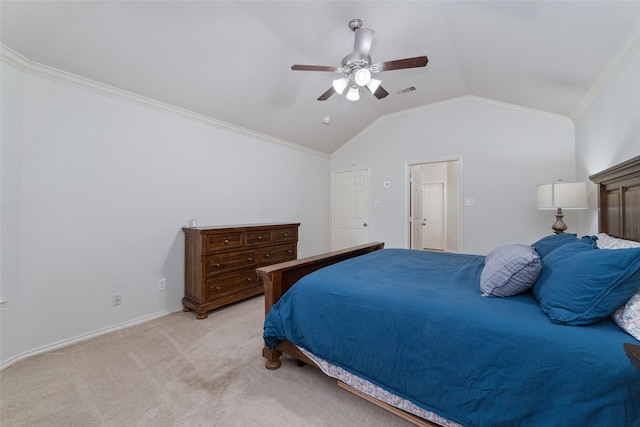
[551,208,567,234]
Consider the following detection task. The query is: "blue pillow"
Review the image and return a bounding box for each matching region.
[531,233,578,258]
[531,234,597,259]
[533,243,640,325]
[480,244,542,297]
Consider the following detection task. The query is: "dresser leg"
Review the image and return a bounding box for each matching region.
[182,307,191,312]
[196,311,208,319]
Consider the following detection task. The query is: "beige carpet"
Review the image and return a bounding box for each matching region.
[0,295,413,426]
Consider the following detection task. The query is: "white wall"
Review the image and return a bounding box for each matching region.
[575,46,640,234]
[446,160,460,252]
[330,97,576,255]
[0,59,24,366]
[0,60,330,368]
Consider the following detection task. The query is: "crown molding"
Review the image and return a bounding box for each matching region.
[570,21,640,121]
[0,44,329,159]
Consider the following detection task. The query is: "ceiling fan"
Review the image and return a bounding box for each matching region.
[291,18,428,102]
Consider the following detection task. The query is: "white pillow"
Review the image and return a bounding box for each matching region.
[600,233,640,340]
[613,292,640,341]
[597,233,640,249]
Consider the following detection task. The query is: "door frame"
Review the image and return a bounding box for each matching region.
[331,167,372,250]
[409,165,424,250]
[404,156,463,252]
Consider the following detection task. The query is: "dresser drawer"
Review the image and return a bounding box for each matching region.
[205,232,243,252]
[204,249,256,277]
[245,230,273,245]
[257,243,296,266]
[273,227,298,243]
[205,271,259,302]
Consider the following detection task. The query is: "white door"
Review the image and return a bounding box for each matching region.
[423,182,444,251]
[333,170,370,250]
[410,167,424,250]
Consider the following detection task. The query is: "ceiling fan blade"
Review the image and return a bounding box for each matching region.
[317,87,336,101]
[291,64,339,72]
[353,28,375,59]
[371,85,389,99]
[374,56,428,72]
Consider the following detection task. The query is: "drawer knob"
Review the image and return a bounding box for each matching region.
[224,239,229,244]
[258,236,263,240]
[215,263,221,268]
[247,257,253,262]
[287,249,292,254]
[265,253,270,258]
[247,277,252,282]
[215,286,221,291]
[284,233,288,237]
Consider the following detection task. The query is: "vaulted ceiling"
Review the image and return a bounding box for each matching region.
[2,1,639,155]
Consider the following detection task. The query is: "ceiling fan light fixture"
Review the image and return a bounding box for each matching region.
[354,68,371,86]
[346,86,360,101]
[332,78,349,95]
[366,78,381,94]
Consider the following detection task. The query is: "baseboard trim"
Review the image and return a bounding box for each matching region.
[0,306,183,371]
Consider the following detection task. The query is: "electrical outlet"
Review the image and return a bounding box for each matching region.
[158,278,167,291]
[112,294,122,307]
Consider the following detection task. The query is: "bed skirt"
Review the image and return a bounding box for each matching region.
[297,346,460,427]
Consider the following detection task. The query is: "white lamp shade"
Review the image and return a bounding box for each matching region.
[346,86,360,101]
[536,181,588,210]
[366,78,381,94]
[332,78,349,95]
[354,68,371,86]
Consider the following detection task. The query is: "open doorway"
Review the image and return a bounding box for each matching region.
[408,159,461,253]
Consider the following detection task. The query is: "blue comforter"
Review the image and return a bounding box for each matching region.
[264,249,640,427]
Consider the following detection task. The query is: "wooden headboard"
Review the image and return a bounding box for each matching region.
[589,155,640,242]
[590,155,640,372]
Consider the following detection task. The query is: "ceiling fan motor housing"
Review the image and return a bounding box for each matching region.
[341,54,371,74]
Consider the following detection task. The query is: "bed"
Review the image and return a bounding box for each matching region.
[258,155,640,427]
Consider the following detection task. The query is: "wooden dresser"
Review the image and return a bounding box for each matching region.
[182,223,299,319]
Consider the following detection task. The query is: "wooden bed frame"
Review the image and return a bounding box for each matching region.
[258,242,385,370]
[589,154,640,242]
[590,154,640,372]
[257,155,640,425]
